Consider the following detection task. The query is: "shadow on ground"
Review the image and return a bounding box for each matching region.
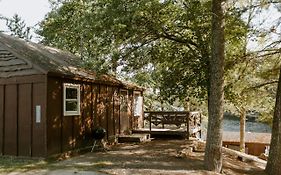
[53,139,266,175]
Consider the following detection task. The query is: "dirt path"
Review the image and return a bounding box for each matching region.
[53,139,266,175]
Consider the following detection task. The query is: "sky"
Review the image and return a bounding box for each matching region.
[0,0,51,40]
[0,0,280,49]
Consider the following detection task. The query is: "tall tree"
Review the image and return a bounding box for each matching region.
[204,0,225,172]
[266,66,281,175]
[4,14,32,40]
[38,0,246,104]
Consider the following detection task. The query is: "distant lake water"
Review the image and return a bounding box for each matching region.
[223,116,271,133]
[201,115,271,140]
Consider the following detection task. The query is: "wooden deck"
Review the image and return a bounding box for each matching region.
[118,133,151,143]
[141,111,202,139]
[133,128,188,138]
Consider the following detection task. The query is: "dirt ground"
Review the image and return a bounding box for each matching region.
[53,138,267,175]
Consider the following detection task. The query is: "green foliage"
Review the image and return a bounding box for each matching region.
[4,14,32,40]
[38,0,247,109]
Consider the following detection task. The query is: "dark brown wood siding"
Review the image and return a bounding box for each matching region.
[97,85,108,138]
[223,142,269,156]
[46,77,62,155]
[46,77,141,155]
[4,84,17,156]
[32,83,47,157]
[120,90,129,134]
[18,84,32,156]
[113,88,120,135]
[128,90,134,130]
[82,84,93,145]
[107,86,114,139]
[47,78,106,155]
[0,75,47,157]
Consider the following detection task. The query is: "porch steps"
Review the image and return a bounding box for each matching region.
[118,133,151,143]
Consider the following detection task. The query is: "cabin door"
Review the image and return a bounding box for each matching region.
[120,90,129,134]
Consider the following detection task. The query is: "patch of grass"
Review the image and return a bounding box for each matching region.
[67,161,114,172]
[0,156,48,173]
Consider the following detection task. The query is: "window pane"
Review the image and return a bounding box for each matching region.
[66,101,78,111]
[66,88,78,99]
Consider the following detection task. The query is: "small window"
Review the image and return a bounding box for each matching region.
[63,83,80,116]
[134,92,143,116]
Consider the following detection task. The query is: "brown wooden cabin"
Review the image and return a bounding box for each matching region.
[0,34,144,157]
[223,131,271,156]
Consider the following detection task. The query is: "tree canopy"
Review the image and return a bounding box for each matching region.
[38,0,248,109]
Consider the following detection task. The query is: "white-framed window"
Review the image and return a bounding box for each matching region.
[133,91,143,117]
[63,83,81,116]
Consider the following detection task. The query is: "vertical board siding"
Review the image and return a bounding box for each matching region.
[128,91,133,130]
[32,83,46,157]
[83,84,93,145]
[96,85,102,126]
[93,86,98,128]
[73,84,85,149]
[98,86,107,134]
[47,78,62,155]
[73,115,83,149]
[113,88,120,135]
[62,116,73,152]
[45,78,141,155]
[0,85,4,155]
[120,90,129,134]
[1,75,141,157]
[107,86,114,138]
[18,84,32,156]
[4,84,17,155]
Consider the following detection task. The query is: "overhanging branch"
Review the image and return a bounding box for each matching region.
[250,80,278,89]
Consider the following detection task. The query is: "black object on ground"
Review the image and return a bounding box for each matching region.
[91,127,106,152]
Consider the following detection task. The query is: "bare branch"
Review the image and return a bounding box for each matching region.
[250,80,279,89]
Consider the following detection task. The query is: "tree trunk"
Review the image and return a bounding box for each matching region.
[265,67,281,175]
[239,107,246,153]
[204,0,225,173]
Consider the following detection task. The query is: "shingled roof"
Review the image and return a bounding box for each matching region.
[0,33,122,85]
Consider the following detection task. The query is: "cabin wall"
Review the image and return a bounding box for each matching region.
[0,75,47,157]
[247,143,268,156]
[119,90,130,134]
[223,141,268,156]
[47,77,93,155]
[47,77,125,156]
[119,89,144,132]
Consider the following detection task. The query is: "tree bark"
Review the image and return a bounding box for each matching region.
[240,107,246,153]
[265,67,281,175]
[204,0,225,173]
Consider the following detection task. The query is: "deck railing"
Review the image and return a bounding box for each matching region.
[144,111,202,138]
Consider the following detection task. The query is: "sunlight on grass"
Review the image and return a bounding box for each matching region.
[0,156,114,173]
[0,156,48,173]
